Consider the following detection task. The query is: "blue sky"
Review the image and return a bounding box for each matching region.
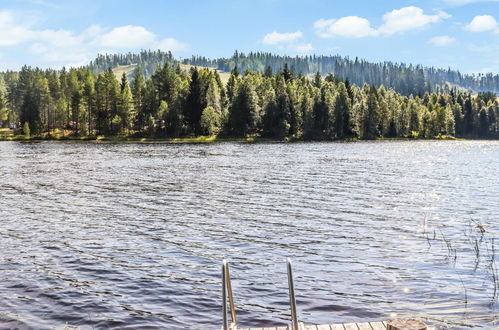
[1,0,499,73]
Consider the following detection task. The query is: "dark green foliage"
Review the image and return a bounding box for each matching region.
[88,50,176,80]
[229,79,260,136]
[363,86,379,140]
[479,108,489,137]
[2,57,498,141]
[184,51,499,95]
[184,68,204,134]
[334,82,350,138]
[463,97,474,136]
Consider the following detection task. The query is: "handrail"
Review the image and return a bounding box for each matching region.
[222,259,237,329]
[222,259,299,329]
[222,259,228,330]
[287,258,299,330]
[225,261,237,325]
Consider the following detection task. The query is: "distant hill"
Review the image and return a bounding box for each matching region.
[88,50,178,80]
[108,62,230,86]
[88,50,499,96]
[92,50,230,85]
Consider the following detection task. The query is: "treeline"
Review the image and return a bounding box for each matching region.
[84,50,499,97]
[184,51,499,95]
[0,63,498,140]
[88,50,177,80]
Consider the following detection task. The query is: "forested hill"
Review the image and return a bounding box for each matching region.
[86,50,499,96]
[88,50,178,79]
[184,52,499,95]
[1,59,498,141]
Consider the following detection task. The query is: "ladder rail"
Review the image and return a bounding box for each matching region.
[225,261,237,325]
[222,260,228,330]
[222,258,300,329]
[287,258,299,330]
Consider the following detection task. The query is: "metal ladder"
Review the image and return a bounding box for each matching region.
[221,258,300,330]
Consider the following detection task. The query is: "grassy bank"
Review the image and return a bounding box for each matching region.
[0,128,476,144]
[0,129,275,144]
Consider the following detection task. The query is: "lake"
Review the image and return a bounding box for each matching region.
[0,140,497,329]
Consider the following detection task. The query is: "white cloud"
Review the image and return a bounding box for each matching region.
[428,35,457,46]
[464,15,499,32]
[263,31,303,44]
[314,6,450,38]
[0,11,35,46]
[0,10,188,68]
[96,25,156,48]
[293,43,314,54]
[314,17,378,38]
[156,38,189,52]
[262,31,311,54]
[378,6,450,35]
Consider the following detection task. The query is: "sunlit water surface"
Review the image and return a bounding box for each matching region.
[0,140,498,329]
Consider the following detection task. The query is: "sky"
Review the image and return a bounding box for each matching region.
[0,0,499,73]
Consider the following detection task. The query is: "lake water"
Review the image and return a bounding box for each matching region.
[0,140,498,329]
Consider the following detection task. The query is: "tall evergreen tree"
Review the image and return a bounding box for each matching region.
[334,82,350,138]
[184,67,204,134]
[362,85,379,139]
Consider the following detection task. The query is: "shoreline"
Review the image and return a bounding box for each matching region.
[0,134,476,144]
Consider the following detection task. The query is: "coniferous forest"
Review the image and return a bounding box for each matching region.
[184,52,499,95]
[0,51,498,140]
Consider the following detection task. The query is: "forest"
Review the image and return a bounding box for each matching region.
[185,51,499,95]
[0,56,498,140]
[88,51,499,95]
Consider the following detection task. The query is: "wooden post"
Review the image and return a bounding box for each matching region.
[387,318,427,330]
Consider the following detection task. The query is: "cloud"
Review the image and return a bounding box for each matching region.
[314,6,450,38]
[293,43,314,54]
[94,25,188,51]
[0,11,35,45]
[262,30,312,54]
[96,25,157,48]
[378,7,450,35]
[464,15,499,32]
[263,31,303,44]
[428,35,457,46]
[314,17,378,38]
[0,10,188,68]
[156,38,189,52]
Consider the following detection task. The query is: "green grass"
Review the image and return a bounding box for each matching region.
[110,63,231,85]
[112,64,138,80]
[179,64,231,85]
[0,128,12,135]
[0,133,280,144]
[0,128,470,144]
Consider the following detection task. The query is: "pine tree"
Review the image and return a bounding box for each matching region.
[334,82,350,138]
[132,66,145,122]
[463,96,474,136]
[226,67,239,103]
[184,67,204,134]
[118,73,135,134]
[479,108,489,137]
[362,85,379,139]
[230,79,260,136]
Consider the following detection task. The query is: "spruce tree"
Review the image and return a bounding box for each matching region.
[184,67,204,134]
[363,85,379,139]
